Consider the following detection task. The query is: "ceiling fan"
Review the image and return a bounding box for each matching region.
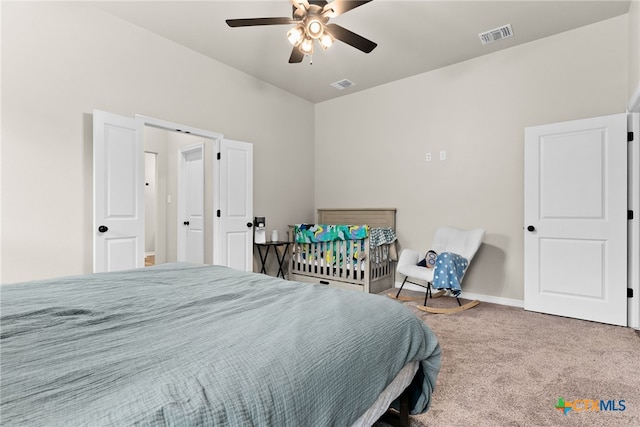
[226,0,377,63]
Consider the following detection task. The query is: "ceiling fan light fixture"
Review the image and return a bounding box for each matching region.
[287,25,304,46]
[299,37,314,55]
[319,32,333,50]
[306,19,324,39]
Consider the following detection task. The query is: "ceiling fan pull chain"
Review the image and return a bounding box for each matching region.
[309,54,313,65]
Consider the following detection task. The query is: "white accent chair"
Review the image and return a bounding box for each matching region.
[394,227,485,313]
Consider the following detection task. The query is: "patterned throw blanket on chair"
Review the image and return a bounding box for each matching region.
[432,252,469,297]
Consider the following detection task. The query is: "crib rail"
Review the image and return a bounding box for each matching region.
[288,226,396,294]
[289,238,370,287]
[370,245,393,281]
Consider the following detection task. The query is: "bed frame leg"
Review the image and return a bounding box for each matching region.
[378,386,410,427]
[398,386,410,427]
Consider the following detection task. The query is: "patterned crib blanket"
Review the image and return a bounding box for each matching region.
[293,224,398,265]
[294,224,369,243]
[432,252,469,297]
[369,227,397,264]
[369,227,396,247]
[294,224,368,266]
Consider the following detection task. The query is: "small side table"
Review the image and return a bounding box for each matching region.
[255,241,291,279]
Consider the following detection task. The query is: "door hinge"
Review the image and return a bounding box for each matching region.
[628,288,634,298]
[628,131,634,142]
[217,210,221,218]
[217,152,221,160]
[629,210,634,220]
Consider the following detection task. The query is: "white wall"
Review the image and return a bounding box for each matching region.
[1,2,315,283]
[315,16,628,301]
[1,3,633,295]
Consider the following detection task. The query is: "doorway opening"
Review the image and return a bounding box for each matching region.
[142,123,217,267]
[144,151,158,266]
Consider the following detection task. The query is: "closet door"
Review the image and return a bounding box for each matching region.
[524,113,627,326]
[93,110,144,272]
[215,139,253,271]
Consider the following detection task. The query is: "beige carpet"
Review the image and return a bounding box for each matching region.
[381,289,640,427]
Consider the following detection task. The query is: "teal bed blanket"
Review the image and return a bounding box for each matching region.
[0,263,440,426]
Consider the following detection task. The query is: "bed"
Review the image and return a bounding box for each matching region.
[289,208,397,294]
[0,262,440,426]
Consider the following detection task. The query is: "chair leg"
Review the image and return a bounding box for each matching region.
[395,277,408,299]
[423,283,430,307]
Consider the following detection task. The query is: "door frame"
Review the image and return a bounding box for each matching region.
[628,89,639,330]
[628,112,640,330]
[144,151,158,261]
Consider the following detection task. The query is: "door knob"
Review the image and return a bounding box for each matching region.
[527,225,536,232]
[183,221,190,226]
[246,222,253,228]
[98,225,108,233]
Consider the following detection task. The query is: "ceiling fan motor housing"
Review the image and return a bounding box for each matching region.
[293,4,328,39]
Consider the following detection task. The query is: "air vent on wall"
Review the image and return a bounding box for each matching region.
[479,24,513,45]
[331,79,355,90]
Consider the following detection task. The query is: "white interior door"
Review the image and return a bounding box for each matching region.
[215,139,253,271]
[93,110,144,272]
[177,144,204,264]
[524,113,627,326]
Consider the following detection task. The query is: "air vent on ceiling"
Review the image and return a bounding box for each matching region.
[479,24,513,45]
[331,79,355,90]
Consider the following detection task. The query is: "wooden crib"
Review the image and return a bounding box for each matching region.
[288,208,397,294]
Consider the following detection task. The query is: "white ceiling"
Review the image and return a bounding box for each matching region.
[94,0,631,103]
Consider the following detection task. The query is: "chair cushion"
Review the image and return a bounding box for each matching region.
[397,263,435,282]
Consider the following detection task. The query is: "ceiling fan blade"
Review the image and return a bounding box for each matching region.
[290,0,310,10]
[322,0,372,18]
[289,47,305,63]
[325,23,377,53]
[226,17,296,27]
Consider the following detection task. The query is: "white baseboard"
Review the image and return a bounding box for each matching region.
[394,281,524,309]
